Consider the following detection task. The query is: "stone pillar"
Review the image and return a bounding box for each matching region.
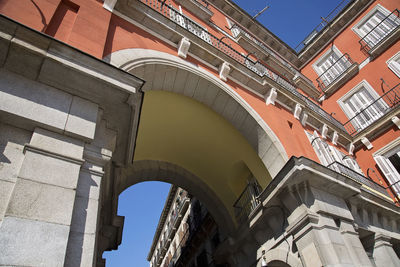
[287,205,373,267]
[0,122,31,224]
[0,128,85,266]
[373,233,400,267]
[340,220,373,267]
[64,119,117,267]
[63,161,105,267]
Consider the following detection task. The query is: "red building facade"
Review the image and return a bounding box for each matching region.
[0,0,399,266]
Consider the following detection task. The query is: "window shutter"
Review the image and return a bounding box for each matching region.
[329,145,342,162]
[374,156,400,197]
[388,56,400,78]
[311,132,334,166]
[343,157,364,174]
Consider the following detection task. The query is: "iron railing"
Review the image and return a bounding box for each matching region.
[233,182,262,224]
[343,83,400,136]
[327,161,389,197]
[139,0,348,132]
[295,0,352,53]
[316,53,354,91]
[359,9,400,54]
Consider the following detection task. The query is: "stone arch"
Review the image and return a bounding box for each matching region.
[257,248,303,267]
[118,160,236,235]
[104,48,288,178]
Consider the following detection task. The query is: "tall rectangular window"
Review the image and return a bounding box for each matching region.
[353,4,400,51]
[387,51,400,78]
[305,131,363,175]
[374,140,400,197]
[338,80,387,132]
[313,46,351,87]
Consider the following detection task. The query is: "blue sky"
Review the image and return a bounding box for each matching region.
[104,1,344,266]
[232,0,346,49]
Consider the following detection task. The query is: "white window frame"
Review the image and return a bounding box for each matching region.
[337,80,387,130]
[312,45,348,86]
[387,51,400,78]
[305,130,363,174]
[352,4,392,37]
[373,137,400,197]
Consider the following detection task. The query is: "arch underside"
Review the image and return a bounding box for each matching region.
[105,48,289,228]
[120,160,236,235]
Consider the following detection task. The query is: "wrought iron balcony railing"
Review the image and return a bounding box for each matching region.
[343,83,400,136]
[316,53,354,91]
[138,0,347,133]
[295,0,352,53]
[233,182,262,224]
[327,161,390,197]
[359,9,400,54]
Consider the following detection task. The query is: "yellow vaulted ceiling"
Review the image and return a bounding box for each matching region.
[134,90,271,217]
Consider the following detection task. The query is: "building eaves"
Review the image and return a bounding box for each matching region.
[208,0,300,66]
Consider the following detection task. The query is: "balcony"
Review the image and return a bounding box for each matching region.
[327,161,390,198]
[233,182,262,224]
[359,9,400,58]
[175,0,213,21]
[343,83,400,136]
[134,0,349,138]
[316,53,359,96]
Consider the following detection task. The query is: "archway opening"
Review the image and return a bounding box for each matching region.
[100,48,291,266]
[102,181,228,267]
[130,90,271,223]
[103,181,171,266]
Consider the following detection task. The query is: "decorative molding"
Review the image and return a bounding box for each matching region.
[361,136,373,150]
[265,88,277,106]
[294,103,302,120]
[177,37,190,58]
[349,143,355,155]
[392,116,400,129]
[373,136,400,157]
[219,61,230,81]
[332,131,339,145]
[321,124,328,139]
[301,112,309,127]
[24,144,85,165]
[103,0,118,12]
